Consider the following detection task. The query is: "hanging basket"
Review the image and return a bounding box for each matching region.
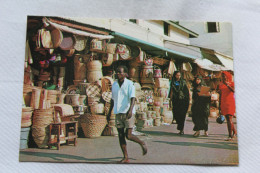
[102,53,114,67]
[73,35,87,51]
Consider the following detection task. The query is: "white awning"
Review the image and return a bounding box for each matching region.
[43,17,114,40]
[195,59,229,71]
[215,53,234,71]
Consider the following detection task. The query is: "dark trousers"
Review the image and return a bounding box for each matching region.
[173,110,186,131]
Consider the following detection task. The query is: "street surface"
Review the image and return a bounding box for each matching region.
[19,117,238,165]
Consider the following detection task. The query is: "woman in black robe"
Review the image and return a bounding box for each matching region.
[169,71,190,135]
[191,76,211,137]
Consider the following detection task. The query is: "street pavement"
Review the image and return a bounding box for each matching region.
[19,117,238,165]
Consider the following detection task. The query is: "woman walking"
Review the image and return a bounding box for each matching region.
[169,71,190,135]
[218,71,236,141]
[191,76,211,137]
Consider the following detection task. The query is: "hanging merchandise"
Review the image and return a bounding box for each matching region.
[144,56,153,66]
[59,32,76,50]
[102,53,114,67]
[104,43,117,54]
[119,45,131,60]
[168,60,176,75]
[50,27,63,48]
[73,35,87,51]
[116,44,127,54]
[40,28,53,49]
[90,39,105,53]
[153,65,162,78]
[140,65,154,87]
[182,62,192,72]
[153,57,169,66]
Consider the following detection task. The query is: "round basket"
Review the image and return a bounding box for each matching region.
[59,32,76,50]
[51,28,63,48]
[81,114,107,138]
[65,94,80,106]
[73,35,87,51]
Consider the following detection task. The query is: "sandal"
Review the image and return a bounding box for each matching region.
[178,130,184,135]
[225,137,233,141]
[204,131,209,137]
[193,131,200,137]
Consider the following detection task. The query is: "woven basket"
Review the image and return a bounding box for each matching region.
[21,107,33,128]
[90,103,105,114]
[30,88,41,109]
[81,113,107,138]
[32,109,54,148]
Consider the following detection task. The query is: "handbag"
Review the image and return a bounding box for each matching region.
[216,115,225,124]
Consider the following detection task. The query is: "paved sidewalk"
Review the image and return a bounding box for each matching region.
[19,117,238,165]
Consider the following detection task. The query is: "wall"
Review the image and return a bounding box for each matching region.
[63,17,191,47]
[179,22,233,56]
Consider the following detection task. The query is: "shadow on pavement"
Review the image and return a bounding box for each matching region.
[153,140,238,150]
[20,151,136,162]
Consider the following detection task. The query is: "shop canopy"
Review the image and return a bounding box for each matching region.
[195,58,230,71]
[200,48,234,71]
[111,32,198,61]
[43,17,114,40]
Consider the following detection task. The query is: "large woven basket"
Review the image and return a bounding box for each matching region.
[32,109,54,148]
[81,114,107,138]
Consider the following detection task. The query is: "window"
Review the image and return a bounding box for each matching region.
[129,19,137,23]
[164,22,169,36]
[207,22,220,33]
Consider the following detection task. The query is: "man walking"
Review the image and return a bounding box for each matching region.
[107,65,147,163]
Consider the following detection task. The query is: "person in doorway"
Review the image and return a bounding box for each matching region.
[191,76,211,137]
[217,71,237,141]
[169,71,190,135]
[107,65,147,163]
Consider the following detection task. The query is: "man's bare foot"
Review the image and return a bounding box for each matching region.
[118,158,129,163]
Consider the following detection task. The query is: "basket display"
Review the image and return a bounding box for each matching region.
[81,114,107,138]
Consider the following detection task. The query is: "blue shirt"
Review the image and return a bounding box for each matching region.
[112,78,136,114]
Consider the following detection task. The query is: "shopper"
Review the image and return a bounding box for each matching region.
[169,71,190,135]
[107,65,147,163]
[191,76,211,137]
[218,71,237,141]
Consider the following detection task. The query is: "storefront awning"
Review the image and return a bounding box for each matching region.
[195,59,230,71]
[215,53,234,71]
[200,48,234,71]
[111,32,198,60]
[43,17,114,40]
[164,40,202,59]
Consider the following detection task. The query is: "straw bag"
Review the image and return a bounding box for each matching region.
[102,92,112,103]
[86,83,102,97]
